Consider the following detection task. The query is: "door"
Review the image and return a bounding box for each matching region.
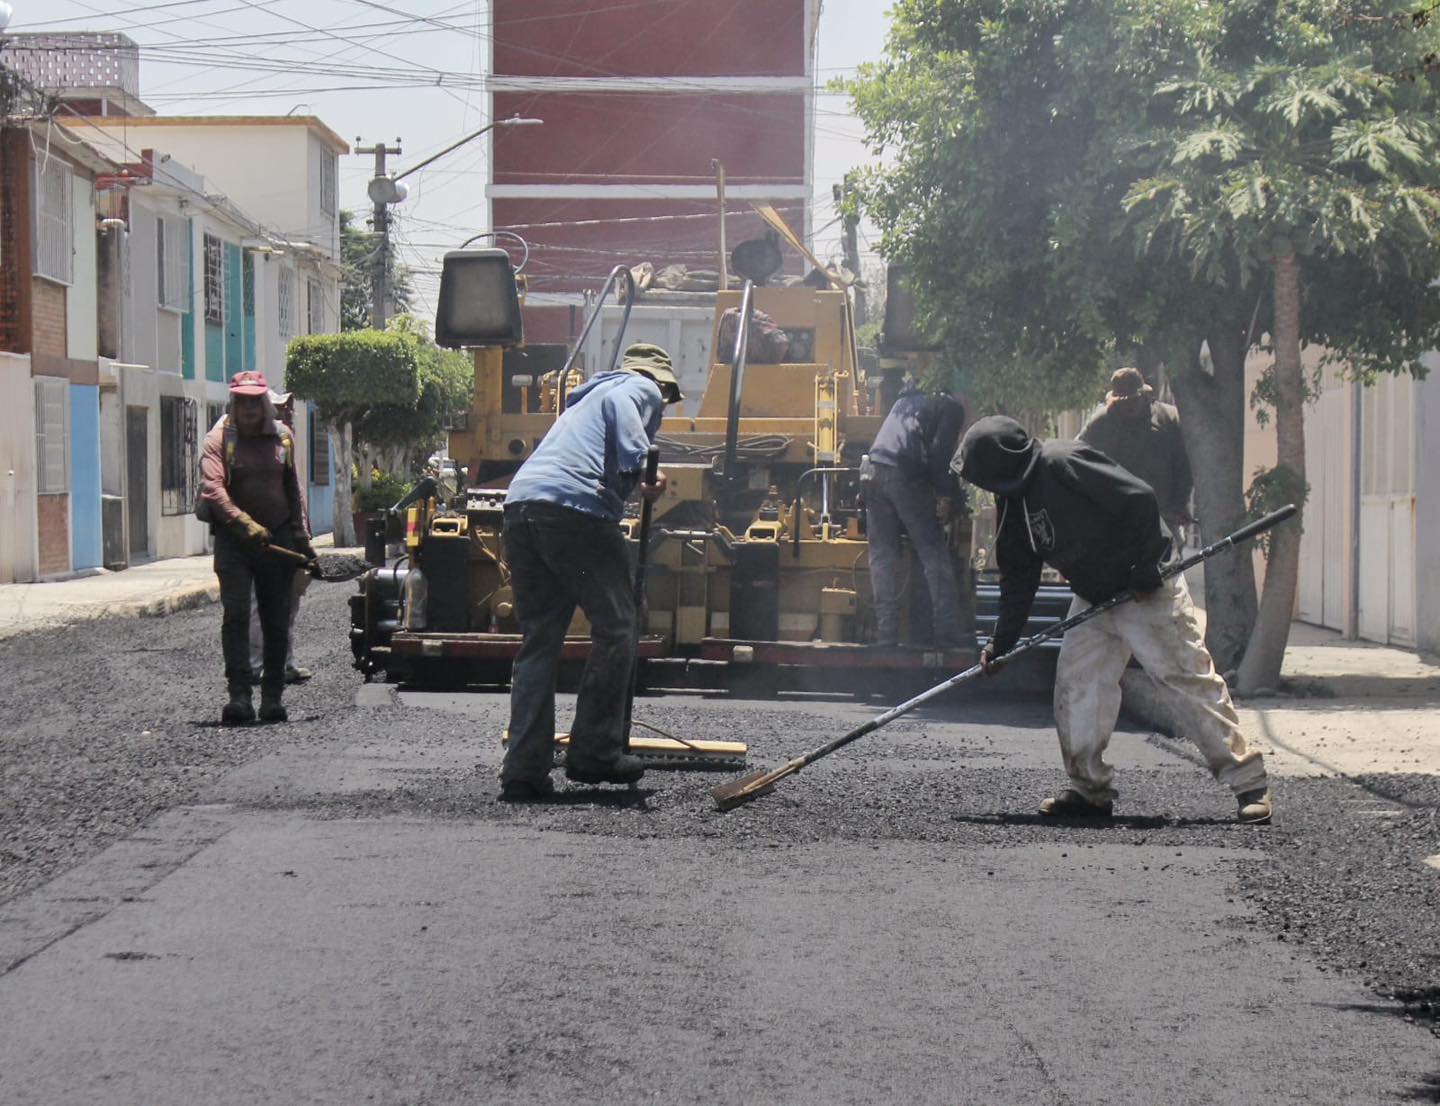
[126,405,148,558]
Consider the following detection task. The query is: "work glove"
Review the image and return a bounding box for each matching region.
[978,644,1002,677]
[293,530,318,562]
[231,515,272,549]
[1128,560,1164,595]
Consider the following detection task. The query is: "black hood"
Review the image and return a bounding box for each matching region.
[955,415,1042,496]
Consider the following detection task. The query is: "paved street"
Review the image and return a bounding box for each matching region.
[1,581,1437,1104]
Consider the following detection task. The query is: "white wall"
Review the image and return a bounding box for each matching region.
[0,353,39,583]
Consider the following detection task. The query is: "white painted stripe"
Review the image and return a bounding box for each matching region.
[489,184,811,200]
[487,75,813,94]
[1425,855,1440,871]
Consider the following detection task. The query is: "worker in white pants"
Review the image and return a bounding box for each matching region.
[954,415,1272,824]
[1053,574,1267,806]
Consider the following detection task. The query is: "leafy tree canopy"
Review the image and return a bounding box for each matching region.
[354,315,474,462]
[285,328,422,417]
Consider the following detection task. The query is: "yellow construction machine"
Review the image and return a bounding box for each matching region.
[348,244,979,701]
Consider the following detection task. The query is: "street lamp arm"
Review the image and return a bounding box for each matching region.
[391,115,543,184]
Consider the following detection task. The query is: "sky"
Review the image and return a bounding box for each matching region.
[7,0,894,317]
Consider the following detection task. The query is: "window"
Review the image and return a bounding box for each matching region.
[34,378,69,493]
[319,152,337,217]
[156,216,190,312]
[160,394,198,515]
[277,268,294,341]
[307,277,325,334]
[203,233,225,324]
[309,406,330,486]
[33,159,74,284]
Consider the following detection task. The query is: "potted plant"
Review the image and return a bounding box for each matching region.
[352,470,413,545]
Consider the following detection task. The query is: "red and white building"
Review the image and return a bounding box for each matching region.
[486,0,822,344]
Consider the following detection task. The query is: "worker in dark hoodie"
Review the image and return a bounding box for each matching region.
[954,415,1272,824]
[497,343,681,801]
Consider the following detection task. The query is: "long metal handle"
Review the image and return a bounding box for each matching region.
[623,446,663,747]
[558,265,637,412]
[788,503,1299,770]
[721,279,755,486]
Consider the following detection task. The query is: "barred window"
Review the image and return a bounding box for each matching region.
[278,268,294,341]
[160,394,198,516]
[203,233,225,324]
[157,216,190,312]
[309,406,330,486]
[34,159,74,284]
[34,377,69,493]
[319,152,337,217]
[307,277,325,334]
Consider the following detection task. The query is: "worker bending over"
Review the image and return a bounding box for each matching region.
[864,383,967,648]
[498,343,682,801]
[955,415,1272,824]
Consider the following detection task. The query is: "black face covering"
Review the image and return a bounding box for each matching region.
[956,415,1043,496]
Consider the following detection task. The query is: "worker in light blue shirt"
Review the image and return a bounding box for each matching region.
[499,343,683,800]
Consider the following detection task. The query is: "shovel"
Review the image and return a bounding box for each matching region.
[712,504,1298,811]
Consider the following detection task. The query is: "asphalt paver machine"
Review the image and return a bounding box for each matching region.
[348,241,980,717]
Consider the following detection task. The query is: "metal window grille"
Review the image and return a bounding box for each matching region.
[33,159,73,284]
[203,233,225,324]
[206,401,226,434]
[307,277,324,334]
[33,378,69,493]
[157,216,189,311]
[319,152,337,217]
[278,268,293,341]
[160,394,198,515]
[309,407,331,486]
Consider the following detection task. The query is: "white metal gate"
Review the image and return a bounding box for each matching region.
[1297,365,1350,630]
[1357,373,1416,646]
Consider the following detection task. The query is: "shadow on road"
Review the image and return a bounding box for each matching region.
[950,812,1234,830]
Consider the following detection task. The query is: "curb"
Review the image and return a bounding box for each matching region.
[130,582,222,620]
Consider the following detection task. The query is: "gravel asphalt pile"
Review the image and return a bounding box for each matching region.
[1,580,1436,1038]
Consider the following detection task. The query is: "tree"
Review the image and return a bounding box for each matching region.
[844,0,1440,675]
[1124,28,1440,691]
[353,315,473,478]
[285,330,422,545]
[339,209,414,332]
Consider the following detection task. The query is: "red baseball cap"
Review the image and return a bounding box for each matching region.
[229,370,269,396]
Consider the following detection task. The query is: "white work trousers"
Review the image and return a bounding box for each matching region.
[1052,576,1268,805]
[249,569,310,674]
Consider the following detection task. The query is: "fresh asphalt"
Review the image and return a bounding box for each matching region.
[0,583,1436,1104]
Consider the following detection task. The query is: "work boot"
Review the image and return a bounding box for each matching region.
[221,683,255,725]
[284,665,313,684]
[499,775,556,802]
[1038,789,1114,820]
[258,683,288,723]
[1237,788,1273,825]
[565,750,646,786]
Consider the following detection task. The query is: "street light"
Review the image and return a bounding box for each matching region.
[392,114,543,186]
[365,115,542,330]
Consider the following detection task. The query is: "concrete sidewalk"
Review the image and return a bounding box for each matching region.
[1122,619,1440,778]
[0,535,360,642]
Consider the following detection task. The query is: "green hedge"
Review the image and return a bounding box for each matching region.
[285,330,422,410]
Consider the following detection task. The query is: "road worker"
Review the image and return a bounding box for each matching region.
[497,343,682,801]
[954,415,1272,824]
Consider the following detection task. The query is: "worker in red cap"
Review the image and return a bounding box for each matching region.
[198,370,315,725]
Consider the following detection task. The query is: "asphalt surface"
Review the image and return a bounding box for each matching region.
[1,581,1437,1103]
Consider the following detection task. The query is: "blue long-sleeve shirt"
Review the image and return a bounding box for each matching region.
[505,370,664,522]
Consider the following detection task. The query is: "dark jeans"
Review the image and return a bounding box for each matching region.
[865,463,962,645]
[502,502,636,784]
[214,527,298,690]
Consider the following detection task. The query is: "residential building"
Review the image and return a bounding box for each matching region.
[485,0,822,344]
[1,32,346,580]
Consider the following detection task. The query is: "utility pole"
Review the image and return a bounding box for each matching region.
[356,138,402,330]
[713,159,728,291]
[834,177,866,327]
